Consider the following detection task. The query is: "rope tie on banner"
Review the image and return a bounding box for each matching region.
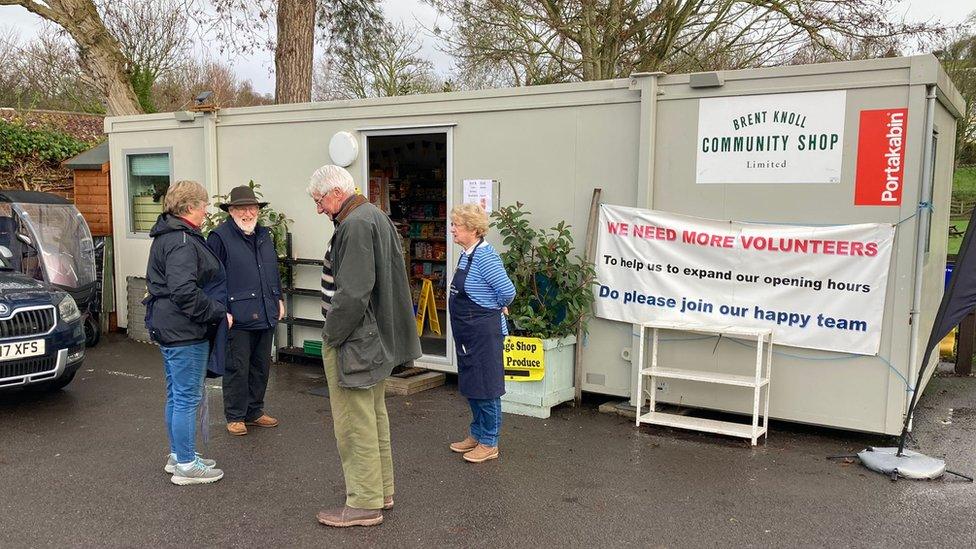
[892,202,934,227]
[633,332,914,394]
[738,201,932,229]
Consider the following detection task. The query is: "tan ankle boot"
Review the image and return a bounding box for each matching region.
[449,436,478,453]
[316,506,383,528]
[463,444,499,463]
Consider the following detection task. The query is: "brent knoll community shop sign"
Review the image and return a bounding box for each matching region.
[696,90,847,184]
[593,205,895,355]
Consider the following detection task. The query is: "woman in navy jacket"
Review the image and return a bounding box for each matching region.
[207,186,284,436]
[145,180,227,485]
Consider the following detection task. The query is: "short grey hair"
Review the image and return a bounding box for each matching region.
[164,180,208,216]
[307,164,356,197]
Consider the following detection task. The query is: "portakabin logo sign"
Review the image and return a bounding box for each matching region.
[855,108,908,206]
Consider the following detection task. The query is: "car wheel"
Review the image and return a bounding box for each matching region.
[84,314,101,347]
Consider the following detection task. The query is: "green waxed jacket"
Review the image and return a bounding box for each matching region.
[324,196,422,388]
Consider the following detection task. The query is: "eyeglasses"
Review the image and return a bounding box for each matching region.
[314,194,328,208]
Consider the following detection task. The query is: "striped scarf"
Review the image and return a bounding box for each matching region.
[321,238,335,317]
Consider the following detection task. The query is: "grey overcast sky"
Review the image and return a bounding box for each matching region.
[1,0,973,95]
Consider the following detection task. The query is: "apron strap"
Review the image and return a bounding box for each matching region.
[463,238,483,271]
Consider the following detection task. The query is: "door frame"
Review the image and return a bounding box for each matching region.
[360,125,456,372]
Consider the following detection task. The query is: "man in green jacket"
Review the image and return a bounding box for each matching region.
[308,164,421,528]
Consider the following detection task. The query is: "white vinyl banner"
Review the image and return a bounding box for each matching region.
[696,90,847,184]
[594,205,895,355]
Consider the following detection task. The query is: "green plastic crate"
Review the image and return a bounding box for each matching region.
[303,339,323,357]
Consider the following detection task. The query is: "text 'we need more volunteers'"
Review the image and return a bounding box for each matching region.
[605,222,880,257]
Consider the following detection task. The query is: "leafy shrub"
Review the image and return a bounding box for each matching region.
[491,202,595,339]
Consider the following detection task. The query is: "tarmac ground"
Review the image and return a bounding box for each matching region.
[1,334,974,548]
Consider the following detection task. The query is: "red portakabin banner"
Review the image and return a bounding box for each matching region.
[854,108,908,206]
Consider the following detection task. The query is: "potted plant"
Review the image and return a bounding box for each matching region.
[491,202,595,418]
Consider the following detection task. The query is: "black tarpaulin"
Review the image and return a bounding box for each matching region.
[899,205,976,453]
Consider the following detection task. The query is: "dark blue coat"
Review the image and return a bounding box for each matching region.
[206,220,282,332]
[145,214,227,346]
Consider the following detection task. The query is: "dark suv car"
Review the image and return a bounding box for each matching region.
[0,255,85,391]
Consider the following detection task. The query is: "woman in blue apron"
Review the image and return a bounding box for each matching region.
[447,204,515,463]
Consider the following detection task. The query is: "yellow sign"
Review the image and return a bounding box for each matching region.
[503,336,544,381]
[415,278,441,336]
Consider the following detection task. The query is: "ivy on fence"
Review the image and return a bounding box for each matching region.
[0,117,99,192]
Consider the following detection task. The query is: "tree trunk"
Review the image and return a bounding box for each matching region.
[3,0,142,115]
[275,0,316,104]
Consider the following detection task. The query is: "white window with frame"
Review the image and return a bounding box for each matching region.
[125,151,172,234]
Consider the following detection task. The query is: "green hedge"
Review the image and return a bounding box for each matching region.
[0,119,92,170]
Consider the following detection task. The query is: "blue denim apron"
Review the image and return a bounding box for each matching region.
[449,240,506,399]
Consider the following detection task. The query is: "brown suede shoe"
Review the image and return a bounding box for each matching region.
[449,436,478,453]
[316,506,383,528]
[383,495,394,510]
[245,414,279,428]
[226,422,247,436]
[463,444,499,463]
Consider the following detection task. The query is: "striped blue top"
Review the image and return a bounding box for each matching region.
[456,241,516,335]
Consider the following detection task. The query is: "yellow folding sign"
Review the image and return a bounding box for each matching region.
[503,336,545,381]
[415,278,441,336]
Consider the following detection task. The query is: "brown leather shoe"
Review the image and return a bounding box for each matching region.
[383,495,394,510]
[316,506,383,527]
[449,436,478,453]
[463,444,499,463]
[245,414,279,428]
[226,422,247,436]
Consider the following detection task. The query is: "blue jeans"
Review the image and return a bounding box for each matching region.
[161,341,209,463]
[468,397,502,447]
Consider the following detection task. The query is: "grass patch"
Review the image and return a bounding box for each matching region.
[953,166,976,202]
[949,167,976,255]
[948,218,969,256]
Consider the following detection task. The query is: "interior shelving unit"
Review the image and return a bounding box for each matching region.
[634,320,772,446]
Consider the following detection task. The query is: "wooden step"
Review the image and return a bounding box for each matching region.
[385,369,445,395]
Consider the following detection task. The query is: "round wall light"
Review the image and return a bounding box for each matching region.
[329,131,359,167]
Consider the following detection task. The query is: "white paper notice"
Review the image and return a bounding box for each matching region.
[463,179,494,212]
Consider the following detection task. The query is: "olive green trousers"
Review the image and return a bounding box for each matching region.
[322,345,394,509]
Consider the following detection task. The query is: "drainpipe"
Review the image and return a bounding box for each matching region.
[630,72,664,210]
[904,84,938,430]
[202,111,219,198]
[629,72,663,407]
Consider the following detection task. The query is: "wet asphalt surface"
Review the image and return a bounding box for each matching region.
[1,334,975,548]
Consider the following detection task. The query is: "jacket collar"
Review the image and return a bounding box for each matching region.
[333,194,368,225]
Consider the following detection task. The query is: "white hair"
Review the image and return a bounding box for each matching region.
[307,164,356,197]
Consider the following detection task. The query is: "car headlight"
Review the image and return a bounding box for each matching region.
[58,294,81,322]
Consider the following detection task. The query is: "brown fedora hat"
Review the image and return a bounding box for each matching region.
[219,186,269,211]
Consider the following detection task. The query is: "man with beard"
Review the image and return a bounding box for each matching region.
[207,185,285,436]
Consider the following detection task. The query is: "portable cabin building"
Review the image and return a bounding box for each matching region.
[105,54,964,435]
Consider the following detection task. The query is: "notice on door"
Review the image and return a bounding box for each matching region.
[593,204,895,355]
[696,90,847,184]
